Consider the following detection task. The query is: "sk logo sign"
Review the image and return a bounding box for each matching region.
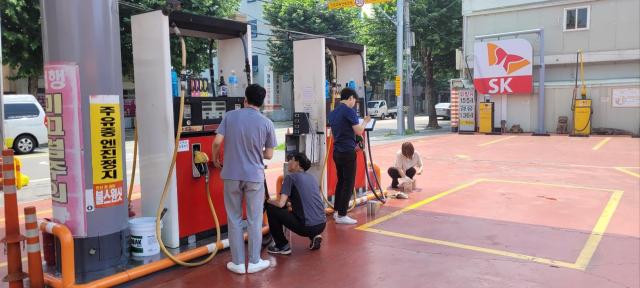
[473,39,533,95]
[487,43,530,75]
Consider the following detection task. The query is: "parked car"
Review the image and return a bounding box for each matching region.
[3,94,48,154]
[435,102,451,120]
[367,100,397,119]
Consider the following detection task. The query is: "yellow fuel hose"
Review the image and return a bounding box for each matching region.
[154,25,221,267]
[580,50,587,98]
[127,123,137,204]
[574,49,592,132]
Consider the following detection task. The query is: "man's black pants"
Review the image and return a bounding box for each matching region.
[333,150,357,217]
[265,204,326,249]
[387,167,416,188]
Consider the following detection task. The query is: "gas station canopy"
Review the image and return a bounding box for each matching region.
[168,11,248,40]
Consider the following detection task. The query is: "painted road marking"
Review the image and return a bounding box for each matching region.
[574,190,624,270]
[357,178,624,271]
[360,227,579,269]
[16,154,49,160]
[484,178,620,193]
[614,167,640,178]
[592,137,612,151]
[478,136,516,147]
[455,155,470,159]
[356,179,482,230]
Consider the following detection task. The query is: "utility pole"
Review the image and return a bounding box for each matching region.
[396,0,405,135]
[40,0,129,281]
[0,17,4,151]
[404,0,415,132]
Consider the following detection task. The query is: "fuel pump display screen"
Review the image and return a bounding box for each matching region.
[174,97,229,136]
[202,100,226,120]
[183,104,192,119]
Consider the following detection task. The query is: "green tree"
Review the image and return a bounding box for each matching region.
[412,0,462,128]
[1,0,42,95]
[119,0,241,79]
[263,0,361,77]
[357,1,461,129]
[358,4,396,99]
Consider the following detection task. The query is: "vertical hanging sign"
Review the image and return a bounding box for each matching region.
[44,63,87,236]
[458,89,476,132]
[264,65,275,110]
[88,95,124,210]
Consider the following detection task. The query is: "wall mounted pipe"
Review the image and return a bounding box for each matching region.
[40,219,268,288]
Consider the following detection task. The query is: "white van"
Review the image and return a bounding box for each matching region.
[2,94,48,154]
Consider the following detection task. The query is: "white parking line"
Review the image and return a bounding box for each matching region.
[29,178,51,183]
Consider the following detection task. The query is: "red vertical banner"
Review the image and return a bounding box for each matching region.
[44,62,87,236]
[450,89,459,128]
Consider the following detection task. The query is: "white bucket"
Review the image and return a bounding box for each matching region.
[129,217,162,257]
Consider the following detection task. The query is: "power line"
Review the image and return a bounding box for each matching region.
[118,1,151,12]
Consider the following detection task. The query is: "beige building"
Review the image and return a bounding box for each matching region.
[462,0,640,134]
[2,65,30,94]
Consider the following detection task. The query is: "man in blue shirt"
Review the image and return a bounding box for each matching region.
[265,153,326,255]
[212,84,277,274]
[328,88,371,225]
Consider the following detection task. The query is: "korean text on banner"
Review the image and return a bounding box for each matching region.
[459,89,476,132]
[395,75,401,97]
[473,39,533,95]
[89,95,124,210]
[44,63,87,236]
[328,0,392,9]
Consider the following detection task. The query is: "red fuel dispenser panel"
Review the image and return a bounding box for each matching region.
[326,134,368,197]
[176,134,227,239]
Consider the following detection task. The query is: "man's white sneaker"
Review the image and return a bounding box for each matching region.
[226,262,246,274]
[247,259,270,274]
[335,215,358,225]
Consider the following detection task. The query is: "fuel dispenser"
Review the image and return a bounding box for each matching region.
[571,50,592,136]
[131,10,251,251]
[289,38,383,209]
[478,100,495,134]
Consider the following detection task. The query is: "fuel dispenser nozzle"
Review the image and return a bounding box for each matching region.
[193,151,210,179]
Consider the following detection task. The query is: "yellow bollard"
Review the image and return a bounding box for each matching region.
[14,158,29,189]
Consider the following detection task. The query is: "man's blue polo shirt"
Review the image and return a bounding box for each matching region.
[328,103,359,153]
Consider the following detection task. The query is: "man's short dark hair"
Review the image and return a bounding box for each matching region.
[340,87,358,101]
[287,152,311,171]
[245,84,266,107]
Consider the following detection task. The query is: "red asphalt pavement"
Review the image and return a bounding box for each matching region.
[1,134,639,288]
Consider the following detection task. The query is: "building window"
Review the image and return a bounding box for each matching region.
[564,6,590,31]
[249,20,258,38]
[252,55,259,73]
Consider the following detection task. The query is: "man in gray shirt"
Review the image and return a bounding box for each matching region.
[265,153,327,255]
[212,84,277,274]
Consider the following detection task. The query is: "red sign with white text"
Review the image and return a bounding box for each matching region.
[473,39,533,95]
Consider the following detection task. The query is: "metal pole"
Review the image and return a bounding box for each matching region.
[405,1,415,132]
[41,0,129,280]
[396,0,404,135]
[1,18,5,151]
[537,28,546,134]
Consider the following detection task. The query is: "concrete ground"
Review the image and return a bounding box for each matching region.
[5,115,447,205]
[1,128,638,287]
[123,134,639,288]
